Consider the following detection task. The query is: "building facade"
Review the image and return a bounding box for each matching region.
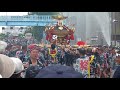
[63,12,111,46]
[111,12,120,46]
[63,12,86,45]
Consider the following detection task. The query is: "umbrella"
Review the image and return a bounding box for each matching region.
[0,54,16,78]
[0,74,2,78]
[35,64,83,78]
[10,57,24,74]
[0,41,7,52]
[77,41,86,46]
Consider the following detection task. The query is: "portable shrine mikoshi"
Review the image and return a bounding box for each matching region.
[45,14,75,45]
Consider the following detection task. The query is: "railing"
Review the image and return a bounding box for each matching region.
[0,15,55,21]
[0,15,67,26]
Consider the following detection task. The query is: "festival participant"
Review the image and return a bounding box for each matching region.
[113,50,120,78]
[73,48,90,78]
[48,44,57,64]
[109,47,117,70]
[23,44,44,68]
[8,46,18,57]
[109,47,117,77]
[59,48,66,65]
[23,44,46,78]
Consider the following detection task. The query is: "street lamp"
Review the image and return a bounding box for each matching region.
[113,19,118,46]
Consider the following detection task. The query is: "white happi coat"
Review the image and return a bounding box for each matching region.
[73,56,90,76]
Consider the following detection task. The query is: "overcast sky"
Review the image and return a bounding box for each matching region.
[0,12,28,33]
[0,12,28,16]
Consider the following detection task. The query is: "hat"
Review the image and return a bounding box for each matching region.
[10,57,24,74]
[28,44,39,52]
[0,54,16,78]
[35,64,83,78]
[0,41,7,52]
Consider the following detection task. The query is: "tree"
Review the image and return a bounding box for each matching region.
[24,27,32,34]
[18,34,24,38]
[0,33,7,40]
[27,12,60,42]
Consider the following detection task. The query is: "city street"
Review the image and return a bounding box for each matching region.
[0,12,120,78]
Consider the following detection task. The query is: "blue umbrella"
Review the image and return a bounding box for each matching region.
[35,64,83,78]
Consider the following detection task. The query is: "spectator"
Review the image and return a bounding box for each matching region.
[113,50,120,78]
[23,44,44,68]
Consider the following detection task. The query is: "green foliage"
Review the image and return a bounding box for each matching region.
[24,26,45,42]
[18,34,24,38]
[26,12,59,42]
[31,26,45,42]
[0,33,7,40]
[24,27,32,34]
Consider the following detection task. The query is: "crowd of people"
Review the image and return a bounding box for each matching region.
[0,40,120,78]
